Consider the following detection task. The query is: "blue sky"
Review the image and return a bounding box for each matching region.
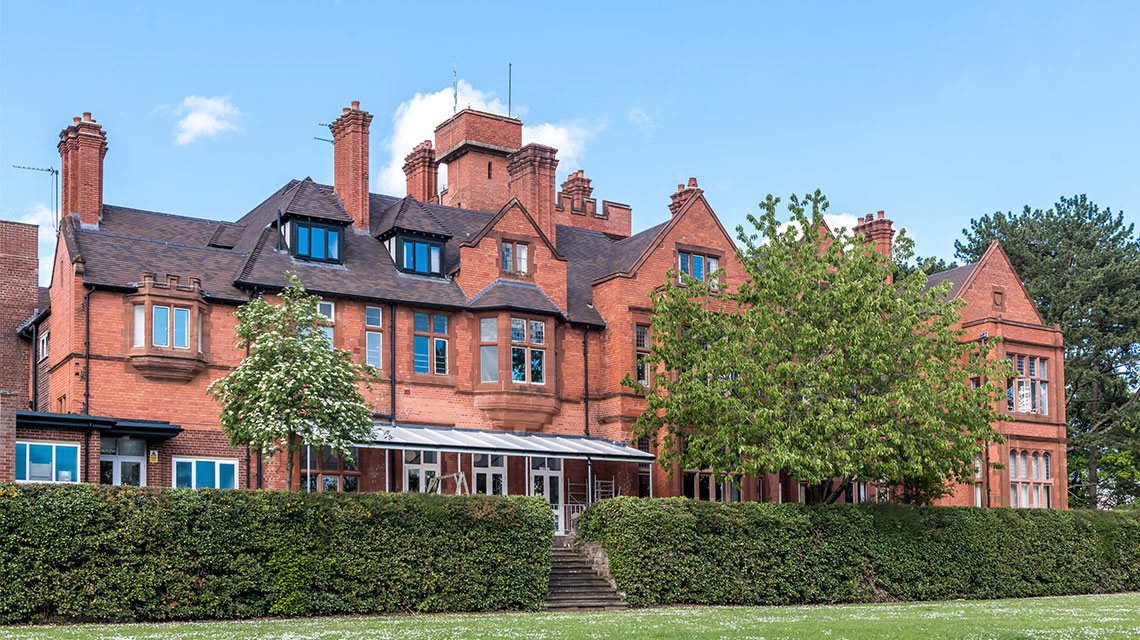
[2,2,1137,285]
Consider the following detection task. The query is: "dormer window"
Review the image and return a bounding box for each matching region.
[502,240,528,275]
[293,221,343,263]
[398,236,443,275]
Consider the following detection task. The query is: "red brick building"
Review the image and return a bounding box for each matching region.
[0,103,1068,524]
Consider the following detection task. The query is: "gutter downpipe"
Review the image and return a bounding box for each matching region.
[389,302,397,492]
[84,287,92,414]
[30,321,38,411]
[583,326,589,437]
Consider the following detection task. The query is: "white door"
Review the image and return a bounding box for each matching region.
[100,437,147,486]
[403,450,439,493]
[473,453,507,495]
[530,457,563,531]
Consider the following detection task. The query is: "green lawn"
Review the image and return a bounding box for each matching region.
[5,593,1139,639]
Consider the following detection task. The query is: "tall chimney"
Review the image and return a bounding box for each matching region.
[329,101,373,231]
[668,177,701,216]
[58,112,108,227]
[507,143,559,239]
[853,210,895,261]
[402,140,438,203]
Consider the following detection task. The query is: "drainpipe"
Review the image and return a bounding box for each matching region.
[84,424,91,483]
[583,327,589,437]
[389,302,397,492]
[83,287,92,415]
[30,321,38,411]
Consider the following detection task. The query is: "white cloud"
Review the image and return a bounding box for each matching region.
[376,81,603,195]
[174,95,240,145]
[17,203,57,287]
[627,106,655,136]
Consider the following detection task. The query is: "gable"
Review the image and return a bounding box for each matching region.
[610,192,738,284]
[955,240,1045,326]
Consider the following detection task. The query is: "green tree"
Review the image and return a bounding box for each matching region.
[208,271,380,490]
[626,190,1009,504]
[956,195,1140,508]
[900,255,960,277]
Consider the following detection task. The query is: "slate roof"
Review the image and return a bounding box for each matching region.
[923,263,978,301]
[38,287,50,313]
[468,280,565,317]
[65,179,678,327]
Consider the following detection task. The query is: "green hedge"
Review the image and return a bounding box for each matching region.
[579,497,1140,606]
[0,484,553,623]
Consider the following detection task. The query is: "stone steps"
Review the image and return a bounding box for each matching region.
[546,546,625,611]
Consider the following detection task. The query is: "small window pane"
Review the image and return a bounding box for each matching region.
[219,463,235,490]
[531,348,545,384]
[1017,356,1025,375]
[322,476,339,492]
[343,476,359,492]
[176,461,192,488]
[57,445,79,482]
[423,451,438,464]
[327,229,339,260]
[480,345,498,382]
[512,347,527,381]
[365,307,382,327]
[173,308,190,349]
[366,332,383,367]
[1043,453,1051,480]
[415,242,428,273]
[28,444,52,481]
[434,338,448,374]
[1039,359,1047,380]
[1020,452,1029,479]
[311,227,326,260]
[1032,453,1040,480]
[476,473,488,494]
[473,454,489,468]
[480,317,497,343]
[430,245,441,273]
[1028,357,1036,377]
[153,306,170,347]
[511,318,526,342]
[679,252,690,275]
[403,241,415,269]
[636,325,649,349]
[321,326,334,348]
[413,312,430,332]
[101,437,118,455]
[1040,382,1048,416]
[101,460,114,485]
[318,302,334,319]
[413,336,430,373]
[1010,483,1018,507]
[517,244,528,272]
[433,314,447,334]
[708,257,719,278]
[502,242,513,270]
[321,446,339,471]
[404,450,421,465]
[1009,451,1017,478]
[693,254,705,281]
[15,443,26,481]
[299,226,310,256]
[636,352,648,384]
[196,460,216,489]
[133,305,145,346]
[119,439,145,457]
[530,320,544,345]
[344,448,359,472]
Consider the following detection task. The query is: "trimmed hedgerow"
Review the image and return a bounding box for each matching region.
[578,497,1140,607]
[0,484,553,623]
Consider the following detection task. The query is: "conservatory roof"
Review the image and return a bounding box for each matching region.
[361,423,654,463]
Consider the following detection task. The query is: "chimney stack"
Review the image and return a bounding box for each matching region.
[402,140,438,203]
[507,143,559,239]
[668,177,701,216]
[58,112,108,227]
[560,170,593,209]
[329,101,373,231]
[853,210,895,260]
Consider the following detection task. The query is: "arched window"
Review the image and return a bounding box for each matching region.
[1043,453,1051,480]
[1032,453,1040,480]
[1009,451,1018,478]
[1020,451,1029,479]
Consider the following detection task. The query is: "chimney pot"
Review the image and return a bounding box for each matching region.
[82,112,92,122]
[877,210,885,219]
[73,117,81,125]
[351,100,360,110]
[687,177,698,188]
[343,107,350,115]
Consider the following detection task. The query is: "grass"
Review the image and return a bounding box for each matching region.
[4,593,1139,639]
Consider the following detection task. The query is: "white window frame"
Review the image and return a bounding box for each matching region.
[172,457,239,489]
[173,307,190,349]
[15,440,81,484]
[100,437,148,487]
[403,450,440,493]
[473,453,508,496]
[365,306,382,328]
[433,337,449,375]
[133,304,145,347]
[37,331,49,362]
[152,305,170,347]
[318,301,334,347]
[366,331,383,368]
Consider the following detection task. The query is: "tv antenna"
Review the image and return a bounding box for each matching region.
[315,122,333,144]
[12,164,60,233]
[508,63,512,118]
[452,63,458,113]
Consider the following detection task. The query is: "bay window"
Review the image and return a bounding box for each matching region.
[1009,448,1053,508]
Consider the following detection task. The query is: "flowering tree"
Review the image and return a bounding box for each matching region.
[208,271,380,490]
[625,191,1011,504]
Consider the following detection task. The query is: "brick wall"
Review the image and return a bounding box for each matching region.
[0,221,38,408]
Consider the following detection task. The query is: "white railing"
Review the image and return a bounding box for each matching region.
[551,502,588,535]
